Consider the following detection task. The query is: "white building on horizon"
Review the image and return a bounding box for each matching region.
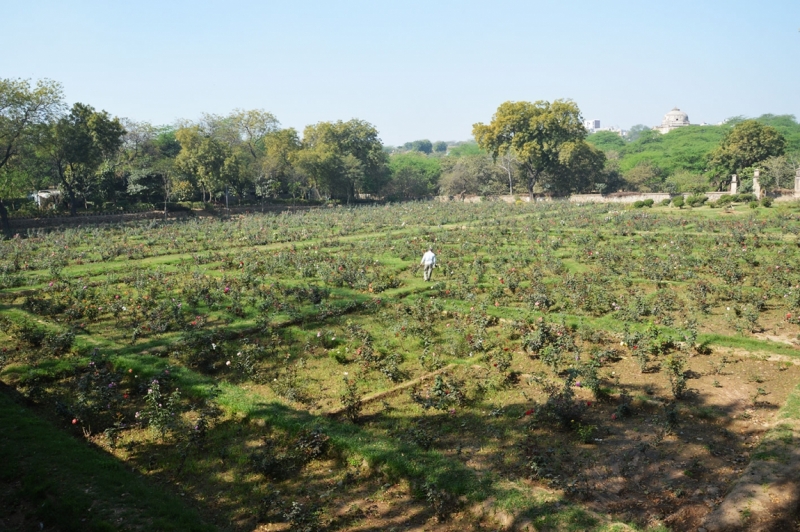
[584,119,601,132]
[654,107,690,134]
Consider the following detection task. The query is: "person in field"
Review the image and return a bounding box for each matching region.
[420,247,436,281]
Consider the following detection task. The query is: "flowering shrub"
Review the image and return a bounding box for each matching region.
[410,375,466,411]
[339,376,363,422]
[142,378,182,441]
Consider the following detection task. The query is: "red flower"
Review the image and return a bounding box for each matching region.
[72,418,78,425]
[524,409,534,416]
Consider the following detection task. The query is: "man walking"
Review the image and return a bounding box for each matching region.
[420,247,436,281]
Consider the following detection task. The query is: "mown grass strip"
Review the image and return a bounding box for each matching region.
[699,333,800,358]
[0,385,214,532]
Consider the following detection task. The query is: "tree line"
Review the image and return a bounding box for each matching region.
[2,77,796,232]
[588,115,799,195]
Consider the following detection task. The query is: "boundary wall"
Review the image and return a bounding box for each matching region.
[437,191,798,205]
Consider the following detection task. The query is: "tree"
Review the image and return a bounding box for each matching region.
[473,100,600,197]
[297,120,387,203]
[383,153,441,200]
[549,140,606,194]
[175,126,228,202]
[708,120,786,188]
[122,122,183,215]
[496,151,519,195]
[626,124,651,143]
[260,128,302,200]
[664,169,707,194]
[403,139,432,154]
[623,160,663,192]
[43,103,125,215]
[433,141,448,154]
[757,154,798,192]
[588,131,625,151]
[0,78,64,230]
[438,154,506,196]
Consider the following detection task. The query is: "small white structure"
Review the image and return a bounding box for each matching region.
[584,119,601,132]
[730,174,738,195]
[655,107,690,134]
[31,189,62,210]
[753,169,761,200]
[795,168,800,199]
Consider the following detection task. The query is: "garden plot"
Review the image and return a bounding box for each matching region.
[2,200,800,531]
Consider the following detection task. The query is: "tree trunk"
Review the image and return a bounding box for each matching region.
[68,190,77,216]
[0,198,10,235]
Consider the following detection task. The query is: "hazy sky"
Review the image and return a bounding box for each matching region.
[4,0,799,145]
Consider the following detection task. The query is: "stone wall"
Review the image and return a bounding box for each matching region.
[569,193,672,204]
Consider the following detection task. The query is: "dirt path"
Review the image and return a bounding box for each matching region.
[703,393,800,531]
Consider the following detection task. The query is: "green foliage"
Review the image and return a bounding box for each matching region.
[586,131,625,151]
[709,120,786,184]
[296,119,388,203]
[339,376,363,422]
[401,139,433,154]
[446,141,485,157]
[384,152,441,200]
[44,102,126,215]
[685,194,708,207]
[473,99,605,195]
[142,377,183,440]
[662,354,688,399]
[588,115,800,194]
[438,153,507,196]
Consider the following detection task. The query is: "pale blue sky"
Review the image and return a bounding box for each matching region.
[3,0,799,145]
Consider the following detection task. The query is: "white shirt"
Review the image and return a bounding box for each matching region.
[421,251,436,266]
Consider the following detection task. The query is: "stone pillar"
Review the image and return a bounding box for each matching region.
[795,168,800,199]
[753,169,761,200]
[730,174,737,195]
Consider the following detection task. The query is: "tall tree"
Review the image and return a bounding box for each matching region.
[433,141,448,154]
[174,126,228,202]
[383,153,441,200]
[122,122,182,215]
[260,128,302,200]
[473,100,599,197]
[708,120,786,188]
[42,103,125,215]
[297,119,387,203]
[0,78,64,230]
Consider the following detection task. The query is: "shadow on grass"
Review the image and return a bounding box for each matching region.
[0,382,214,532]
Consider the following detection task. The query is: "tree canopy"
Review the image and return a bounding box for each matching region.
[43,103,125,215]
[586,115,800,192]
[0,78,64,229]
[296,120,388,203]
[473,100,604,196]
[708,119,786,186]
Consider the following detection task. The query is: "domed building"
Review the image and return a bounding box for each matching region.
[655,107,690,134]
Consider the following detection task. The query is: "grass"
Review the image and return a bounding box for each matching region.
[3,200,800,530]
[0,386,214,532]
[699,333,800,358]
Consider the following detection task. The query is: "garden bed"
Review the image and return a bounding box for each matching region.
[2,200,800,530]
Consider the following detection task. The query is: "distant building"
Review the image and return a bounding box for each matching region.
[585,119,626,137]
[584,119,601,132]
[654,107,690,134]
